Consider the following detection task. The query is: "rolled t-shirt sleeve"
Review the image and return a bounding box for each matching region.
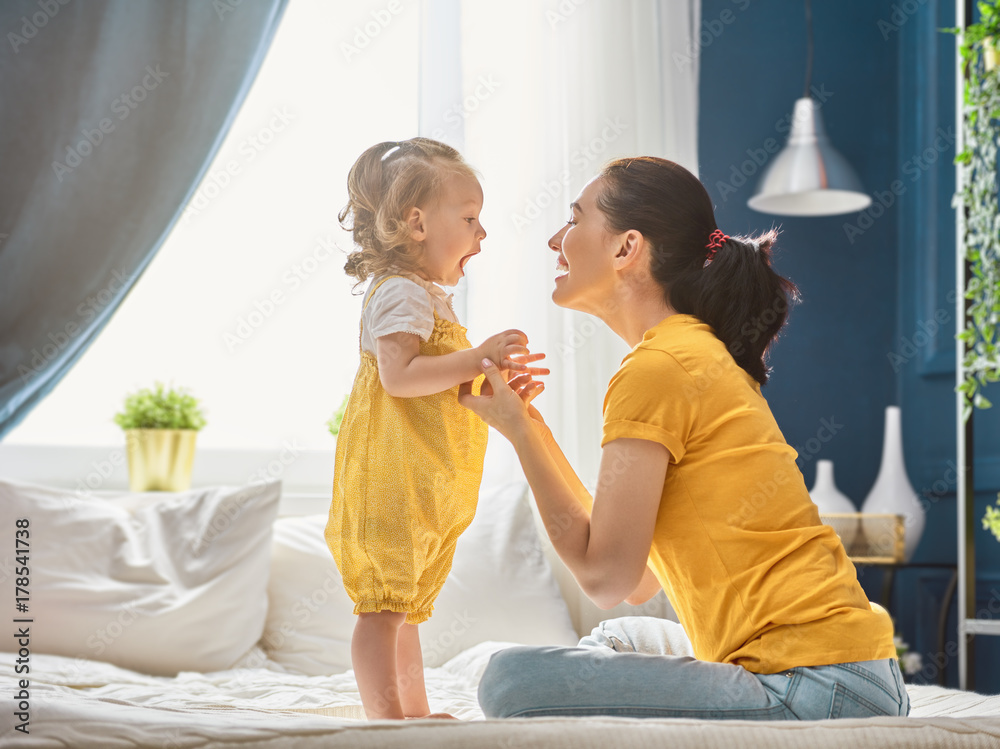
[363,277,435,342]
[601,348,696,463]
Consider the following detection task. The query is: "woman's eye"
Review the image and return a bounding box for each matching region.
[566,219,577,226]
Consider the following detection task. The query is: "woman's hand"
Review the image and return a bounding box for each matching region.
[525,402,555,446]
[458,358,545,443]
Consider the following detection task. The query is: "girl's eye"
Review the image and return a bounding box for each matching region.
[465,218,476,223]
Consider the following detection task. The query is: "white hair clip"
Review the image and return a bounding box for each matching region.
[380,144,402,161]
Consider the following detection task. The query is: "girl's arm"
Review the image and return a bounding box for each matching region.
[377,332,480,397]
[460,361,669,610]
[376,329,547,399]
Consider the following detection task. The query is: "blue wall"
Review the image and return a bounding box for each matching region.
[698,0,1000,692]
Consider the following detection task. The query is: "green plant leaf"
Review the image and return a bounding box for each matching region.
[950,7,1000,417]
[113,381,207,430]
[326,393,350,436]
[984,499,1000,542]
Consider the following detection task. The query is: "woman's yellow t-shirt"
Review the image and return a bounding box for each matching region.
[602,313,896,674]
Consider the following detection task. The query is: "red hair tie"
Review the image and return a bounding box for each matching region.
[705,229,729,250]
[703,229,729,267]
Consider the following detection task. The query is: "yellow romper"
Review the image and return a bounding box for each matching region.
[325,274,489,624]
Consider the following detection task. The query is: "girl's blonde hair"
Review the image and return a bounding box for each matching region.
[339,137,477,291]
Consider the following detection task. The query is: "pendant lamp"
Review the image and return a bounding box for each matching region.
[747,0,871,217]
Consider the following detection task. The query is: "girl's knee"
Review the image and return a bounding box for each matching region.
[355,610,408,631]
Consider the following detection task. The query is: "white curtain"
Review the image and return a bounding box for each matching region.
[459,0,701,491]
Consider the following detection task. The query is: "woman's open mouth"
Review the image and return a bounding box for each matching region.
[555,257,569,281]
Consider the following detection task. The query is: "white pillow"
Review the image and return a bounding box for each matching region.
[422,479,578,666]
[263,444,578,673]
[262,513,358,674]
[0,477,280,676]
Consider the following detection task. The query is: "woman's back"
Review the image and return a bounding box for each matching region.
[602,312,895,674]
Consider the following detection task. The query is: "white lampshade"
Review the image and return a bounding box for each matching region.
[748,97,871,217]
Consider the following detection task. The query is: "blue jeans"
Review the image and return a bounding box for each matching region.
[478,616,911,720]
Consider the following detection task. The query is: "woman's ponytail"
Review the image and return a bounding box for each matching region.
[675,230,799,385]
[596,157,800,386]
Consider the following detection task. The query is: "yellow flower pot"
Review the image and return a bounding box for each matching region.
[124,428,198,491]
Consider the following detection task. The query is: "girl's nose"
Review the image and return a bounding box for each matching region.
[478,222,487,241]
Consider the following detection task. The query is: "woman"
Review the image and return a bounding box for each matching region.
[458,156,907,720]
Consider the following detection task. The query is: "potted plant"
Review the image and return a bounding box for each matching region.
[113,381,207,491]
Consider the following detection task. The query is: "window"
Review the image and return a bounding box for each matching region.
[5,0,420,454]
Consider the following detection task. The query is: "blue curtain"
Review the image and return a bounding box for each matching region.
[0,0,288,440]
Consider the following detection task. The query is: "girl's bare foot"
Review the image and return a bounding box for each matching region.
[405,712,459,720]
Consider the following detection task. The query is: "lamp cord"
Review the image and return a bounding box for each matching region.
[804,0,813,97]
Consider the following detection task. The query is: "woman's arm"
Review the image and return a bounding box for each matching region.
[520,431,668,609]
[527,405,593,514]
[532,411,664,606]
[377,330,547,398]
[460,360,669,610]
[624,564,662,606]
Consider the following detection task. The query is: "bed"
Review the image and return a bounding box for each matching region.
[2,438,1000,748]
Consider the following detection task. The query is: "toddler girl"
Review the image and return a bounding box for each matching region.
[325,137,546,720]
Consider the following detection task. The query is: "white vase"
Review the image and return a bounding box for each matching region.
[810,460,858,549]
[860,406,925,562]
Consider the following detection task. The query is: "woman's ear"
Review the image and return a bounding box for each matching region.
[406,206,427,242]
[612,230,645,271]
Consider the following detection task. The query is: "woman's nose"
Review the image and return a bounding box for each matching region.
[548,225,566,252]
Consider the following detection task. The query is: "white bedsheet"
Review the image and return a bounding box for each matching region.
[3,643,1000,749]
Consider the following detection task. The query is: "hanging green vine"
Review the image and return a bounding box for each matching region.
[946,3,1000,543]
[946,2,1000,421]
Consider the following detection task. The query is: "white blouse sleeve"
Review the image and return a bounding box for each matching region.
[362,277,435,345]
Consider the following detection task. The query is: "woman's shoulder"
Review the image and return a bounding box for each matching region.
[637,315,728,362]
[622,315,710,365]
[640,313,716,347]
[611,343,693,395]
[611,315,741,397]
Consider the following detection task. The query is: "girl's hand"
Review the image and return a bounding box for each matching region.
[459,358,545,443]
[477,330,550,376]
[504,352,550,380]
